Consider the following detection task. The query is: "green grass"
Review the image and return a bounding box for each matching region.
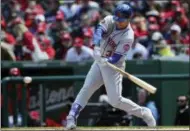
[1,126,189,130]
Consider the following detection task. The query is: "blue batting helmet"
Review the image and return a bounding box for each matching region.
[114,4,133,22]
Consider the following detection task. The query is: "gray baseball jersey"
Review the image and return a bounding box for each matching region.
[72,15,146,120]
[99,15,134,65]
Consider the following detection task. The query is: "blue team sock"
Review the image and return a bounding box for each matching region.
[68,103,82,119]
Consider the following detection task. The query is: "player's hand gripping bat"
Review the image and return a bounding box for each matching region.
[106,62,157,94]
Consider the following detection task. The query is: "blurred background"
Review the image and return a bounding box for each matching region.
[1,0,190,128]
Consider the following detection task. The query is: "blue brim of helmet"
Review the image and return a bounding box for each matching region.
[113,16,127,22]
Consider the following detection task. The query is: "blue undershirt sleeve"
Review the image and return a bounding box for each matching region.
[107,53,123,64]
[93,25,104,46]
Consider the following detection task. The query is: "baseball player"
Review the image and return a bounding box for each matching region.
[66,4,156,130]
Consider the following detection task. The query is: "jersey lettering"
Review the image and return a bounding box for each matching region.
[104,37,117,57]
[100,15,134,59]
[108,37,116,48]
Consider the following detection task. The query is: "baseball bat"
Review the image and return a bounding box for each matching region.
[107,62,157,94]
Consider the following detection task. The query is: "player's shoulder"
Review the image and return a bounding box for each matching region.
[102,15,114,23]
[122,24,134,40]
[104,15,114,20]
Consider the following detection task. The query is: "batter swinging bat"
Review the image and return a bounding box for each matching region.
[107,62,157,94]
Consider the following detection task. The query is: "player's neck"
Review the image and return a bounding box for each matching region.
[116,22,129,30]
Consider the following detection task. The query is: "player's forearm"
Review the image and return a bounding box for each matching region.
[107,53,122,64]
[93,25,104,46]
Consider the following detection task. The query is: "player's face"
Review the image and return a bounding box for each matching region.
[114,11,130,29]
[116,20,129,30]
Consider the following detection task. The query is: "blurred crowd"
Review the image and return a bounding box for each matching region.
[1,0,190,62]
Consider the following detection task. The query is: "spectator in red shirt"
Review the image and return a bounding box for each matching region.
[25,0,44,29]
[36,25,55,60]
[83,28,93,48]
[1,17,17,61]
[16,0,28,11]
[133,16,148,40]
[38,38,55,60]
[159,1,180,34]
[1,17,16,45]
[174,7,189,32]
[11,17,51,61]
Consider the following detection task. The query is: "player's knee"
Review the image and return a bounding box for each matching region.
[109,96,122,108]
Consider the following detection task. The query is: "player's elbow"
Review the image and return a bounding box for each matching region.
[108,53,122,64]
